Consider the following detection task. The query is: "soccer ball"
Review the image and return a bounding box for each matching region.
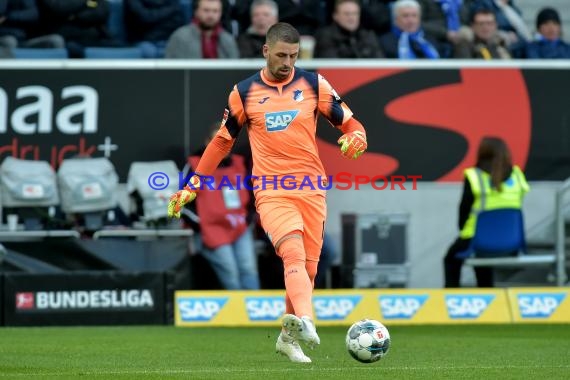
[345,319,391,363]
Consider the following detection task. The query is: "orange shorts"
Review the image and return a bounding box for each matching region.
[255,193,326,262]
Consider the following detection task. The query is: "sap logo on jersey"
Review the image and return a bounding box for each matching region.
[517,293,566,318]
[245,297,285,321]
[445,295,495,319]
[379,295,428,319]
[314,295,362,320]
[177,297,228,322]
[265,110,299,132]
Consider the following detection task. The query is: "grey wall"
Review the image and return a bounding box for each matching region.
[325,181,562,288]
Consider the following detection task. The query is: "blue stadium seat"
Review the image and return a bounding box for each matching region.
[84,47,143,59]
[12,48,68,59]
[456,208,526,259]
[180,0,193,23]
[107,0,127,44]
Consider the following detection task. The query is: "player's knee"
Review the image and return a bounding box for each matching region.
[275,232,303,251]
[277,233,305,266]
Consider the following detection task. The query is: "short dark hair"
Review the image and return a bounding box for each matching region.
[266,22,300,45]
[470,6,495,24]
[335,0,360,12]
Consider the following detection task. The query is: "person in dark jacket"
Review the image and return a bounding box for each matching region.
[37,0,121,58]
[234,0,323,36]
[525,7,570,59]
[0,0,64,49]
[124,0,184,58]
[237,0,277,58]
[314,0,383,58]
[453,7,510,59]
[469,0,530,50]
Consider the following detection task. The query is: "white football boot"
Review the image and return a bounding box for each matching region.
[282,314,321,349]
[275,332,311,363]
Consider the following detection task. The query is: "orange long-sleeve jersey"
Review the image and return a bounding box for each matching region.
[196,67,359,195]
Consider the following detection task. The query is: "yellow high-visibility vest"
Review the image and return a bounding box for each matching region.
[459,165,530,239]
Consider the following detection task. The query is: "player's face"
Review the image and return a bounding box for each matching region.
[263,41,299,81]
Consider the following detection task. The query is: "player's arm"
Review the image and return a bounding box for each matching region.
[168,87,246,218]
[317,74,367,159]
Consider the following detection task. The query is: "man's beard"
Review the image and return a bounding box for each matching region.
[199,20,218,31]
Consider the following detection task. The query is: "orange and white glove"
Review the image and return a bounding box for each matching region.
[338,131,367,159]
[167,175,200,218]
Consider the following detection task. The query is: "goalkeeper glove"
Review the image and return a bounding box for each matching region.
[167,175,200,218]
[338,131,367,159]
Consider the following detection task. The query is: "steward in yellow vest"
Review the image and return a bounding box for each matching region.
[459,165,530,239]
[444,137,530,288]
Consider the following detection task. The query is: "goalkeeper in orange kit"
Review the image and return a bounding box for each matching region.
[168,22,367,363]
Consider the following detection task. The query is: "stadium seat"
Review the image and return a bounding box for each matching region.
[127,161,181,224]
[107,0,127,44]
[57,157,120,231]
[84,47,143,59]
[460,208,556,267]
[460,208,526,259]
[180,0,193,23]
[11,48,68,59]
[0,157,61,230]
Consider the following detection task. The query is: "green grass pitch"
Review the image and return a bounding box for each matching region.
[0,324,568,379]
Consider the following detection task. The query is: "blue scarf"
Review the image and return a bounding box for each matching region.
[436,0,462,32]
[392,26,440,59]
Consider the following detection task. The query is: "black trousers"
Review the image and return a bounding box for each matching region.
[444,237,494,288]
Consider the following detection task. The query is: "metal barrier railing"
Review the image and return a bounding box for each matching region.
[555,177,570,286]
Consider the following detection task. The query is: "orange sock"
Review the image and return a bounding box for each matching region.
[306,260,318,288]
[285,294,294,315]
[278,236,313,318]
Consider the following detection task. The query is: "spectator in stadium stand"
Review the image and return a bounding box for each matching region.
[237,0,278,59]
[468,0,530,56]
[124,0,185,58]
[37,0,121,58]
[233,0,324,37]
[307,0,394,39]
[453,6,510,59]
[416,0,474,58]
[165,0,239,59]
[524,7,570,59]
[313,0,384,58]
[182,125,260,290]
[443,137,530,288]
[379,0,441,59]
[0,0,65,50]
